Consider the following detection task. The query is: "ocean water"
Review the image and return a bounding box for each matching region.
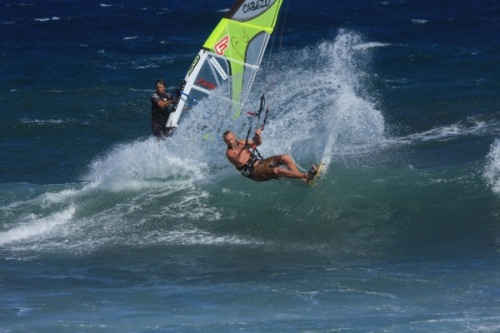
[1,0,500,332]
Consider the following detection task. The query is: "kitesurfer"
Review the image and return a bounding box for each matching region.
[223,129,316,182]
[151,79,175,139]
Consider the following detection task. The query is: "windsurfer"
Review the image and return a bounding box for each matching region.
[151,79,176,139]
[223,129,316,182]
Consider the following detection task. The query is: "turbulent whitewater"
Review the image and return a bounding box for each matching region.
[1,1,499,332]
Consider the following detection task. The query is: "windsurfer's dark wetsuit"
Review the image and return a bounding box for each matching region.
[151,91,173,138]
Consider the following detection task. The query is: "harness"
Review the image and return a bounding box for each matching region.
[238,148,264,181]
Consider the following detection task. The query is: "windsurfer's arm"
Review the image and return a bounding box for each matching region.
[226,140,251,167]
[158,99,174,109]
[152,93,175,109]
[252,129,262,146]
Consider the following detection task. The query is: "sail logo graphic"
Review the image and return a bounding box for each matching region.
[196,78,217,90]
[243,0,271,13]
[232,29,250,59]
[187,54,200,76]
[215,35,229,55]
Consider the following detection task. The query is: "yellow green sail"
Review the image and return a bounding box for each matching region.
[167,0,284,128]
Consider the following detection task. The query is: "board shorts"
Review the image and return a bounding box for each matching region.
[251,155,283,181]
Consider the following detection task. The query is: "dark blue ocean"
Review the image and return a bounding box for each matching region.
[1,1,500,332]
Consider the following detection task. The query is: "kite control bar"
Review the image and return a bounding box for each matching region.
[245,94,267,147]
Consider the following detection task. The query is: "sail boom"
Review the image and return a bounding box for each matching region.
[191,85,213,96]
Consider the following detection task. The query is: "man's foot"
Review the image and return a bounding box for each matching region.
[306,165,317,183]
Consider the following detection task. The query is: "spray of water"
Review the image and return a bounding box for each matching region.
[1,30,388,250]
[165,30,386,174]
[484,139,500,194]
[260,30,385,168]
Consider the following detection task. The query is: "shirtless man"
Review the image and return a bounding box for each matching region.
[223,129,315,182]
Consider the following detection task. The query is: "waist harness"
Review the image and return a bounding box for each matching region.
[238,150,263,181]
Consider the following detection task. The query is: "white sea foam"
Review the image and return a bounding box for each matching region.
[0,205,75,246]
[394,118,496,145]
[151,228,260,246]
[84,137,208,191]
[16,307,33,316]
[411,19,428,25]
[20,118,66,125]
[41,188,81,204]
[132,64,160,69]
[1,132,223,252]
[35,17,60,22]
[484,139,500,194]
[353,42,392,50]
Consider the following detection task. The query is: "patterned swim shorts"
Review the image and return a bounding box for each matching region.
[251,155,283,181]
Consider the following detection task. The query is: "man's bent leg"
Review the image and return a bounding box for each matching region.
[279,154,300,173]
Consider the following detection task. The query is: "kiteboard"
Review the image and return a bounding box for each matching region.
[308,162,326,187]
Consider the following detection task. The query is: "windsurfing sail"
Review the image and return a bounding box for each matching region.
[166,0,284,130]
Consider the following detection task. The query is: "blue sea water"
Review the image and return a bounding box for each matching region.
[1,0,500,332]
